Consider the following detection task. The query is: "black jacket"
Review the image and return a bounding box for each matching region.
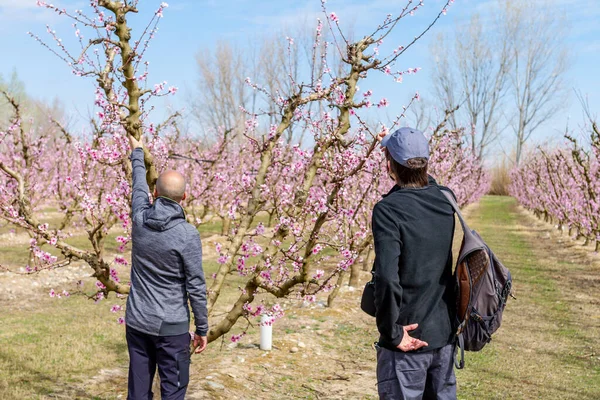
[372,178,456,351]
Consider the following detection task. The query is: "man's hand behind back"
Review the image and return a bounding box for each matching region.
[397,323,429,352]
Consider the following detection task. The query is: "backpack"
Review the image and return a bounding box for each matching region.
[441,190,514,369]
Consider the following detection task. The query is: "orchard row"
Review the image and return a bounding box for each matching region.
[510,121,600,252]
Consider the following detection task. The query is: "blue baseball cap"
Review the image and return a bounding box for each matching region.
[380,127,429,167]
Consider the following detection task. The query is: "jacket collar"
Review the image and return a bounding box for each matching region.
[382,175,438,198]
[382,185,403,198]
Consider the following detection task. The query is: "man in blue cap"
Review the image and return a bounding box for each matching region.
[372,127,457,399]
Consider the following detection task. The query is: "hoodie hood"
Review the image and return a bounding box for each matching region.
[143,197,186,231]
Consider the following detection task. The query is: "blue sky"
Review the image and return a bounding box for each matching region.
[1,0,599,152]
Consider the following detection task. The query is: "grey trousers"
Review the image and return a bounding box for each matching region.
[376,343,457,400]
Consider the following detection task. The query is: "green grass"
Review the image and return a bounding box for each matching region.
[0,296,128,399]
[0,230,125,268]
[455,196,600,400]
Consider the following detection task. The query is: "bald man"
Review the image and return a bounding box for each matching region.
[125,135,208,400]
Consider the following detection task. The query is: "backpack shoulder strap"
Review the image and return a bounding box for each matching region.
[439,188,472,236]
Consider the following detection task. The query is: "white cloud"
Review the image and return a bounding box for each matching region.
[0,1,54,26]
[0,0,38,9]
[578,41,600,54]
[0,0,86,30]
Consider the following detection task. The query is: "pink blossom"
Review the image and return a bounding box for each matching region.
[231,333,244,343]
[114,256,128,265]
[255,223,265,235]
[116,236,129,244]
[312,244,323,254]
[95,292,105,303]
[110,268,120,282]
[260,270,271,280]
[304,295,317,303]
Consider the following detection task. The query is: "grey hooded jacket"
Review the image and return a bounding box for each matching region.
[125,148,209,337]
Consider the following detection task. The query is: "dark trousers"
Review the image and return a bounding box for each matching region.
[376,343,457,400]
[126,326,191,400]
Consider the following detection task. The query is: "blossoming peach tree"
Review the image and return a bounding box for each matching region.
[509,108,599,251]
[0,0,490,344]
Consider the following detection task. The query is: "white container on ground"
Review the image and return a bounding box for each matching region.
[259,314,273,351]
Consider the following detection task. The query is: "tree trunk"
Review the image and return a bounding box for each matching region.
[362,246,374,272]
[267,210,275,228]
[348,260,361,288]
[327,271,346,308]
[221,217,231,236]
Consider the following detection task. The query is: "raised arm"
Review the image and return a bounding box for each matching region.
[129,144,150,217]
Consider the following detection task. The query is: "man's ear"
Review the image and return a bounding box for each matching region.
[181,192,187,202]
[153,189,158,199]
